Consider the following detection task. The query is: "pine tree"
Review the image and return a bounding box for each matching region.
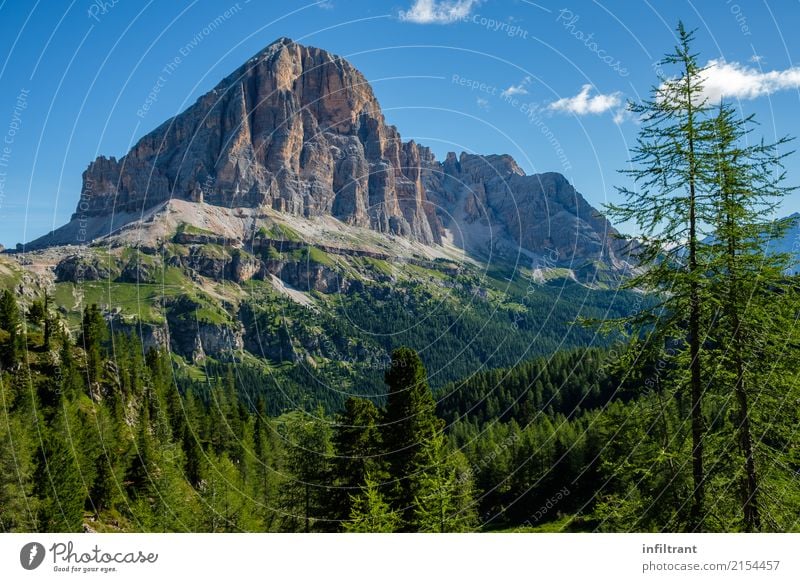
[0,289,21,369]
[603,23,718,529]
[180,390,205,487]
[0,373,39,531]
[382,347,443,526]
[125,405,158,501]
[704,102,797,531]
[26,298,45,327]
[80,304,107,386]
[331,397,383,526]
[252,396,281,530]
[279,409,333,532]
[74,371,123,521]
[344,474,400,533]
[43,292,53,351]
[34,415,86,532]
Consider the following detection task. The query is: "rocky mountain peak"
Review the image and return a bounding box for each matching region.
[29,37,629,276]
[49,37,440,247]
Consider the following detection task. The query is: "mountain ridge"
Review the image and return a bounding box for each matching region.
[26,36,631,276]
[0,37,650,392]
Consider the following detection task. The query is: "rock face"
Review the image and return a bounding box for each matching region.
[55,254,120,282]
[34,37,631,274]
[165,296,244,363]
[74,37,440,245]
[424,152,631,268]
[109,316,171,354]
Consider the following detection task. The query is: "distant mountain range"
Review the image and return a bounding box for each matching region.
[766,213,800,273]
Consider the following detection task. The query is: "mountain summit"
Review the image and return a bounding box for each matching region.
[28,37,629,273]
[34,37,438,246]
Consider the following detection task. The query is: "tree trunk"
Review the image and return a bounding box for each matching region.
[305,482,310,533]
[726,217,760,531]
[686,70,705,530]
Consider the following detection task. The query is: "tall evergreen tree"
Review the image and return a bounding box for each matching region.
[252,396,280,530]
[0,289,21,369]
[279,409,333,532]
[705,102,797,531]
[331,397,383,527]
[43,292,53,351]
[34,414,86,532]
[604,23,718,529]
[0,373,39,531]
[382,347,443,526]
[80,304,108,386]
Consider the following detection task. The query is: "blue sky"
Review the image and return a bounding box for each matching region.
[1,0,799,248]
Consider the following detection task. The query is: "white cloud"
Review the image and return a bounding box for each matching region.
[700,59,800,102]
[613,107,636,125]
[476,97,490,111]
[399,0,479,24]
[501,76,531,98]
[548,84,622,115]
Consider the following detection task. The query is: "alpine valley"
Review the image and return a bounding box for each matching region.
[2,24,799,536]
[2,38,638,410]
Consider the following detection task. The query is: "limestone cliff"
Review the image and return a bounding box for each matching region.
[72,37,440,244]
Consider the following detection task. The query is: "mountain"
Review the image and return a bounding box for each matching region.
[766,213,800,273]
[30,37,440,248]
[701,213,800,274]
[27,37,630,272]
[2,38,642,405]
[427,152,630,270]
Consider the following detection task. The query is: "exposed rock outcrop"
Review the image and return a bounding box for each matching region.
[62,37,441,245]
[29,37,632,277]
[165,296,243,362]
[55,254,120,282]
[110,316,171,353]
[425,153,632,268]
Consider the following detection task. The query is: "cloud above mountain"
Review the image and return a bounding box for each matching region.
[399,0,479,24]
[548,84,622,115]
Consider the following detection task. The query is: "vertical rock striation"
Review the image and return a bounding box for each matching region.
[76,37,440,244]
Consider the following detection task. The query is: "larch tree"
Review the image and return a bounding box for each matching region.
[604,22,718,529]
[344,474,400,533]
[705,102,796,531]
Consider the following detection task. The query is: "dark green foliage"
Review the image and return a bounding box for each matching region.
[0,272,797,533]
[237,277,643,413]
[0,373,39,531]
[26,299,45,326]
[80,304,108,385]
[437,348,632,426]
[330,397,383,525]
[0,289,21,368]
[34,412,86,533]
[382,348,443,526]
[277,409,334,532]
